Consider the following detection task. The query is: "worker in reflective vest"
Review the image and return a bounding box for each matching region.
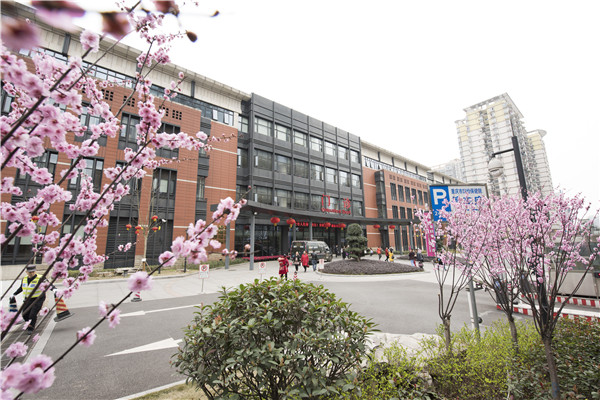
[12,265,47,334]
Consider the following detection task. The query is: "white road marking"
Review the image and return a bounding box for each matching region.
[120,304,200,317]
[106,338,183,357]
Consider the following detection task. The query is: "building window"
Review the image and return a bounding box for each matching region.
[310,136,323,152]
[352,201,363,216]
[254,117,272,137]
[418,190,424,205]
[324,141,337,157]
[411,188,417,204]
[119,113,141,150]
[77,104,106,146]
[236,185,247,201]
[237,148,248,168]
[1,90,14,115]
[338,146,348,160]
[407,208,413,220]
[350,150,360,164]
[294,159,309,179]
[294,192,309,210]
[274,155,291,175]
[390,183,397,200]
[311,194,322,211]
[196,176,205,200]
[293,130,307,147]
[329,197,339,210]
[405,187,411,203]
[398,185,405,202]
[68,158,104,192]
[156,122,180,159]
[351,174,361,189]
[238,115,249,134]
[392,206,399,219]
[325,167,337,184]
[311,164,324,181]
[254,186,272,205]
[255,149,272,170]
[400,207,406,219]
[152,168,177,195]
[274,189,292,208]
[339,170,349,187]
[275,124,291,142]
[424,191,430,206]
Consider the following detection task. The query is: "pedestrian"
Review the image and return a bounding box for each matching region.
[389,247,395,262]
[369,248,374,256]
[301,251,309,272]
[334,245,339,258]
[11,265,48,335]
[292,251,301,272]
[278,255,289,280]
[342,247,346,260]
[311,251,318,271]
[408,249,416,267]
[384,247,390,262]
[377,247,382,260]
[416,249,424,269]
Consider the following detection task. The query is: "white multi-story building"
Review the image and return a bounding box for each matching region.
[430,159,465,182]
[455,93,553,198]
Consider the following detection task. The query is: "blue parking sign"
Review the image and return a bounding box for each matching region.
[429,186,451,221]
[429,185,487,221]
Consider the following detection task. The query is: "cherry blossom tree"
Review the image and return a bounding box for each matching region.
[415,199,489,351]
[419,192,600,399]
[1,1,242,398]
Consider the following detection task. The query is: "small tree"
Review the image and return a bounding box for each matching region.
[346,223,367,261]
[174,278,376,399]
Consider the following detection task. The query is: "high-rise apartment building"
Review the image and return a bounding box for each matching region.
[430,159,465,182]
[455,93,553,198]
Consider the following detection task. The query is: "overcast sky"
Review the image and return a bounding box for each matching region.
[74,0,599,211]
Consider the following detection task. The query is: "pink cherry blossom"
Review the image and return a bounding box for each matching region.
[4,342,28,358]
[76,327,96,347]
[80,30,99,52]
[108,309,121,329]
[127,271,153,292]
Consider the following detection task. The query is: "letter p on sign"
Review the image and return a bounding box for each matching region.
[432,188,447,206]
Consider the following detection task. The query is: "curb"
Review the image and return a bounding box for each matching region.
[496,304,599,322]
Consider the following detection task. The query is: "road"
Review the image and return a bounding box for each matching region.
[2,261,522,399]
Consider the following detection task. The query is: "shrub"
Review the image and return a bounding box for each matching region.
[173,278,376,399]
[335,343,438,400]
[346,224,367,261]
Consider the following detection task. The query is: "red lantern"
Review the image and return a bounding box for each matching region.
[126,224,132,230]
[373,224,381,229]
[389,225,396,230]
[286,218,296,228]
[324,222,331,229]
[270,217,280,226]
[135,225,142,230]
[151,215,158,222]
[339,223,346,230]
[31,216,39,222]
[151,226,159,232]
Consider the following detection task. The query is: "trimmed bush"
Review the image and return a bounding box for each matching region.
[173,278,375,399]
[346,223,367,261]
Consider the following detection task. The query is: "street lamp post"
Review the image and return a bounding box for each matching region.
[488,135,549,323]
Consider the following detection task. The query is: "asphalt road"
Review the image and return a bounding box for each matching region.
[25,278,516,400]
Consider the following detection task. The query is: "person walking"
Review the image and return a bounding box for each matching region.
[301,251,309,272]
[416,249,424,269]
[11,265,48,335]
[292,251,301,272]
[377,247,382,260]
[389,247,395,262]
[278,255,289,280]
[342,247,347,260]
[408,249,416,267]
[311,251,319,271]
[384,247,390,262]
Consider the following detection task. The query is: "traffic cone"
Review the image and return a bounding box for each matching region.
[9,297,17,313]
[54,295,73,322]
[131,292,142,302]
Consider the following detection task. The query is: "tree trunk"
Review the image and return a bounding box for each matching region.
[442,317,452,352]
[542,336,560,399]
[507,313,519,353]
